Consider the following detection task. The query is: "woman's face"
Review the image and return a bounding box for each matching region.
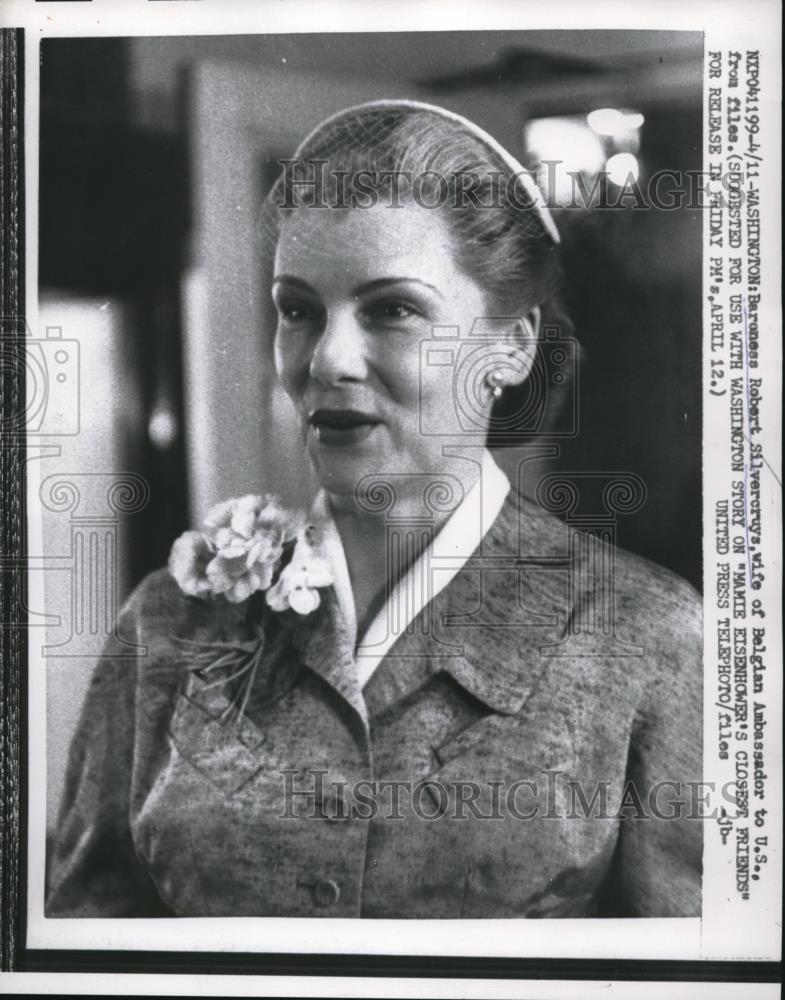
[272,202,498,503]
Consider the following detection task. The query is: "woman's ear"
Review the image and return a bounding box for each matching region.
[501,306,541,386]
[522,305,542,341]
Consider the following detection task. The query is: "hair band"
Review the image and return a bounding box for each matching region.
[294,98,561,245]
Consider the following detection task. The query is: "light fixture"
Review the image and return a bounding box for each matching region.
[524,117,606,206]
[148,406,178,449]
[587,108,645,137]
[606,152,640,186]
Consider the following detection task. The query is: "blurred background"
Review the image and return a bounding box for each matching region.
[40,31,703,825]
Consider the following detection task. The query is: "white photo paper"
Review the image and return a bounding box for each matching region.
[0,0,780,990]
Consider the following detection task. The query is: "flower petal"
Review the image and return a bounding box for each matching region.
[204,498,237,531]
[169,531,214,597]
[231,494,263,538]
[289,586,321,615]
[227,577,254,603]
[265,577,289,612]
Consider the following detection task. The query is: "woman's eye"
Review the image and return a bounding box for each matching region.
[365,300,421,322]
[276,301,319,324]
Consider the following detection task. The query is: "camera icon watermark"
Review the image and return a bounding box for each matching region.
[418,320,579,441]
[0,316,80,438]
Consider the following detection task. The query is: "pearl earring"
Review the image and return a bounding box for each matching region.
[488,371,504,399]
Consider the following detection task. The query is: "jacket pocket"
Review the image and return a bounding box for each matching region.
[426,713,501,776]
[166,690,275,796]
[427,703,580,783]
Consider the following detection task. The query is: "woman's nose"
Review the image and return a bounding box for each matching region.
[308,309,367,385]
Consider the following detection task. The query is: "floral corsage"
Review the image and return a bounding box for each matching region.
[168,494,333,719]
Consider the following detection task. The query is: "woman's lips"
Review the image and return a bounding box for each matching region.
[308,408,381,446]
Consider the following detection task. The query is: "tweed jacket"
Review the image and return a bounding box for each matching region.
[46,490,703,919]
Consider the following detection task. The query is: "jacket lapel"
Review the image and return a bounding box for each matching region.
[292,490,575,725]
[294,586,370,731]
[368,492,574,717]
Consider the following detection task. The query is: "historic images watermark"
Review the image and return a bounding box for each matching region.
[274,158,754,213]
[279,768,744,823]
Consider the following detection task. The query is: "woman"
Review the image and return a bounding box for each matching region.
[47,101,702,919]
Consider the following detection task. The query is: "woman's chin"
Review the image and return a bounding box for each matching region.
[309,442,382,500]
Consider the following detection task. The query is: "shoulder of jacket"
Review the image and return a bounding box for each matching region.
[615,544,700,607]
[124,567,189,622]
[121,567,251,644]
[500,489,702,666]
[507,490,699,606]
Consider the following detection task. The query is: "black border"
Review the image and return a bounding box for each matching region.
[1,20,781,989]
[14,952,785,981]
[1,23,26,977]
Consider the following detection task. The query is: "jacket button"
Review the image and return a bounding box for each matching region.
[311,878,341,907]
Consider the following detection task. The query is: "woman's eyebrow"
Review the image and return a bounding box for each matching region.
[272,275,444,298]
[353,277,444,298]
[271,274,314,291]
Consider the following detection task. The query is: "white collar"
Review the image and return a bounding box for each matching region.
[311,451,510,689]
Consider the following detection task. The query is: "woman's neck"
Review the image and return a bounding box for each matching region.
[332,510,398,641]
[327,466,481,642]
